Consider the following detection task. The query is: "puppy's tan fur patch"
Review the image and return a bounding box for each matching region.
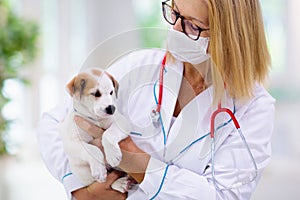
[67,73,97,98]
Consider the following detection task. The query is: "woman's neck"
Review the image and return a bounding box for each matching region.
[173,60,210,117]
[183,61,209,92]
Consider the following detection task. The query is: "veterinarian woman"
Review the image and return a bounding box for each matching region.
[37,0,275,199]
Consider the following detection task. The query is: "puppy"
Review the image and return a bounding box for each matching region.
[60,68,130,193]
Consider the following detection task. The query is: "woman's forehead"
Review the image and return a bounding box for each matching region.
[173,0,209,26]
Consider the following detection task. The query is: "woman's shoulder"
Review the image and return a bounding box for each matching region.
[252,83,276,105]
[127,48,166,64]
[107,48,166,80]
[238,84,275,118]
[234,83,275,117]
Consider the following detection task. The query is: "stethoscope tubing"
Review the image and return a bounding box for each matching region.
[211,127,258,190]
[149,53,258,199]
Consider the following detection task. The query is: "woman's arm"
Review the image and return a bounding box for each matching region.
[37,100,85,199]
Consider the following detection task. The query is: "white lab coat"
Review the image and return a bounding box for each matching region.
[37,49,275,200]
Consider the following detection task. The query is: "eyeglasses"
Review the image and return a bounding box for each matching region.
[162,0,209,41]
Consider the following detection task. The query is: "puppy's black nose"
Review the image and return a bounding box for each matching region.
[105,105,115,115]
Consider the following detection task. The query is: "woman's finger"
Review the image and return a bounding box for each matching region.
[74,115,104,137]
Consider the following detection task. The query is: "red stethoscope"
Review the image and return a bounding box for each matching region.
[151,53,258,190]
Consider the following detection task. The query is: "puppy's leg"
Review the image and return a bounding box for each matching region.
[81,142,107,182]
[71,162,94,185]
[64,140,104,184]
[102,126,128,167]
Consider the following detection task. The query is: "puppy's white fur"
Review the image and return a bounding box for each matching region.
[59,68,129,192]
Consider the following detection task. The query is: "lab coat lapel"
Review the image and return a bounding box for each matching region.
[163,86,214,162]
[158,60,183,135]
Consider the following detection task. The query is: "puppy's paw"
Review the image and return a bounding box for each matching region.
[111,177,134,193]
[91,167,107,182]
[106,146,122,167]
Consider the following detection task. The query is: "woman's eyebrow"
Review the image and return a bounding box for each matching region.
[173,0,208,27]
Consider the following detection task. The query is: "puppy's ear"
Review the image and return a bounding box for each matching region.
[66,76,86,99]
[66,76,76,97]
[105,72,119,98]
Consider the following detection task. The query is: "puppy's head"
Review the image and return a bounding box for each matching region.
[66,68,118,118]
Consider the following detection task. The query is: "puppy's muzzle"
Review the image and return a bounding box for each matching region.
[105,105,116,115]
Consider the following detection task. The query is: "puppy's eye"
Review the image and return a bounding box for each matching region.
[110,90,113,95]
[91,90,101,97]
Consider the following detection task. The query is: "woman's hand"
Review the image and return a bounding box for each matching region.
[118,137,150,183]
[74,116,104,150]
[74,115,151,183]
[74,116,105,137]
[72,171,127,200]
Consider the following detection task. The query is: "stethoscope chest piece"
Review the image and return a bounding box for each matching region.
[150,107,161,128]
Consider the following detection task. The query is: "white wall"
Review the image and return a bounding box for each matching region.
[286,0,300,87]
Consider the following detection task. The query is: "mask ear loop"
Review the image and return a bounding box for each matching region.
[210,101,258,190]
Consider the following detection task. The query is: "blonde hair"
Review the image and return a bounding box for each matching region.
[207,0,271,102]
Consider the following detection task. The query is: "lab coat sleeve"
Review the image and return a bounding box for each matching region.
[37,99,85,200]
[138,88,275,200]
[139,157,216,199]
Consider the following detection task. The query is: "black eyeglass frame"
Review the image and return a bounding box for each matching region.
[162,0,209,41]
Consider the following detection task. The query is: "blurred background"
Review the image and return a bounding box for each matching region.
[0,0,299,199]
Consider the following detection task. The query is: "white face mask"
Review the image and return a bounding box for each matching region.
[167,28,210,65]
